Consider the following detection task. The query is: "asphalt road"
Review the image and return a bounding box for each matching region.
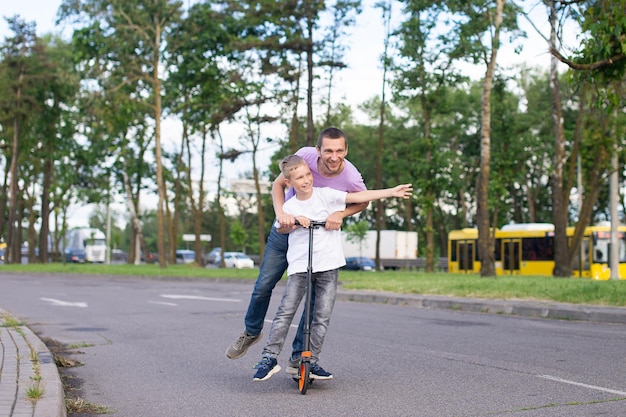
[0,272,625,417]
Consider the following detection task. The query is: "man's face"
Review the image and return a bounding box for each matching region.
[317,136,347,175]
[286,164,313,194]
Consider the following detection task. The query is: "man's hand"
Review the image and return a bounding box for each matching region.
[325,211,344,231]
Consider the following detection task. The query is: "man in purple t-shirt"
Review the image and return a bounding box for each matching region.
[226,127,367,377]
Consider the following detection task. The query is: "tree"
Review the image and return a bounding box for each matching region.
[59,0,184,268]
[164,1,238,265]
[219,0,361,146]
[549,0,626,77]
[394,0,463,271]
[0,17,67,263]
[443,0,520,277]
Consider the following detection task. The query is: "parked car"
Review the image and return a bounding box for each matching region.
[65,248,87,263]
[343,256,376,271]
[206,247,222,264]
[222,252,255,269]
[175,249,196,264]
[111,249,128,263]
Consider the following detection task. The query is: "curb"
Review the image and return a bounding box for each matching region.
[336,290,626,325]
[0,310,66,417]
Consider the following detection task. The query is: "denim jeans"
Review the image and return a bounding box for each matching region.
[244,226,315,358]
[262,269,338,364]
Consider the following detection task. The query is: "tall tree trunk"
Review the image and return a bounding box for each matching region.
[39,156,53,263]
[477,0,505,277]
[216,128,226,268]
[8,98,22,264]
[123,171,148,265]
[548,0,569,277]
[153,24,167,268]
[195,125,208,264]
[422,104,434,272]
[375,0,392,271]
[289,57,303,153]
[305,10,315,147]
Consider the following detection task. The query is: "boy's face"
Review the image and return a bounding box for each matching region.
[286,164,314,195]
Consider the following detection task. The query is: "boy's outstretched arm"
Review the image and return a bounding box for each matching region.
[345,184,413,204]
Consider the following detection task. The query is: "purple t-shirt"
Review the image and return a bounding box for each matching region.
[284,147,366,201]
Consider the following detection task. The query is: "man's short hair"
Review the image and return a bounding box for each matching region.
[280,155,308,179]
[317,127,347,148]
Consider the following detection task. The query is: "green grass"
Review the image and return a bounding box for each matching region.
[339,271,626,306]
[1,263,625,307]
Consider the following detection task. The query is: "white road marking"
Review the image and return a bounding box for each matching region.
[40,297,88,308]
[538,374,626,396]
[160,294,240,303]
[149,301,178,306]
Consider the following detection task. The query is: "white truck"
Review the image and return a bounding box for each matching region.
[65,228,107,263]
[341,230,418,260]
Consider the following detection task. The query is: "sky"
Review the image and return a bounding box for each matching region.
[0,0,575,228]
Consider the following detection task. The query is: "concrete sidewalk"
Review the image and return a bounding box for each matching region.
[1,292,625,417]
[0,310,66,417]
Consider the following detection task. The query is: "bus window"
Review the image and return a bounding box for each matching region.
[451,240,457,262]
[522,239,537,260]
[594,237,609,263]
[572,238,590,271]
[620,236,626,263]
[494,239,501,261]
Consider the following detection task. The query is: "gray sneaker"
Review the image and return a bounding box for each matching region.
[226,331,262,359]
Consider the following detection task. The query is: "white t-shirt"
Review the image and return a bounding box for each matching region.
[276,187,347,275]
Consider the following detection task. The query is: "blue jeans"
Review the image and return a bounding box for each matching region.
[262,269,338,363]
[244,226,314,359]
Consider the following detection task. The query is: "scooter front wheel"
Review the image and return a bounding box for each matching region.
[298,362,311,394]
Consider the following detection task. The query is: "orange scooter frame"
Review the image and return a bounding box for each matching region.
[295,220,325,395]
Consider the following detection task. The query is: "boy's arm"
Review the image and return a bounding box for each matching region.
[345,184,413,204]
[272,173,297,228]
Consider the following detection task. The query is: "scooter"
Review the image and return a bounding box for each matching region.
[294,219,326,395]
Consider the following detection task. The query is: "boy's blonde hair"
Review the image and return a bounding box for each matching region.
[280,155,308,179]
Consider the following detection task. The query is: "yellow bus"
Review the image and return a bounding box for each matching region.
[448,223,626,280]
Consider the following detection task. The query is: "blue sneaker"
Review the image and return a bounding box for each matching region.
[310,362,333,380]
[253,357,281,381]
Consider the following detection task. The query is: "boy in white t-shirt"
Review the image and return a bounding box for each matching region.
[253,155,412,381]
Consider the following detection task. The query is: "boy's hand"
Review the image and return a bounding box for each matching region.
[295,216,310,228]
[393,184,413,199]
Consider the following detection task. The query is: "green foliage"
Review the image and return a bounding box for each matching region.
[229,220,249,253]
[344,219,369,257]
[574,0,626,81]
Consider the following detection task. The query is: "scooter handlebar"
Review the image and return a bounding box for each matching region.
[294,219,327,228]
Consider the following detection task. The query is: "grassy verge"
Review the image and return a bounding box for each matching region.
[1,263,625,307]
